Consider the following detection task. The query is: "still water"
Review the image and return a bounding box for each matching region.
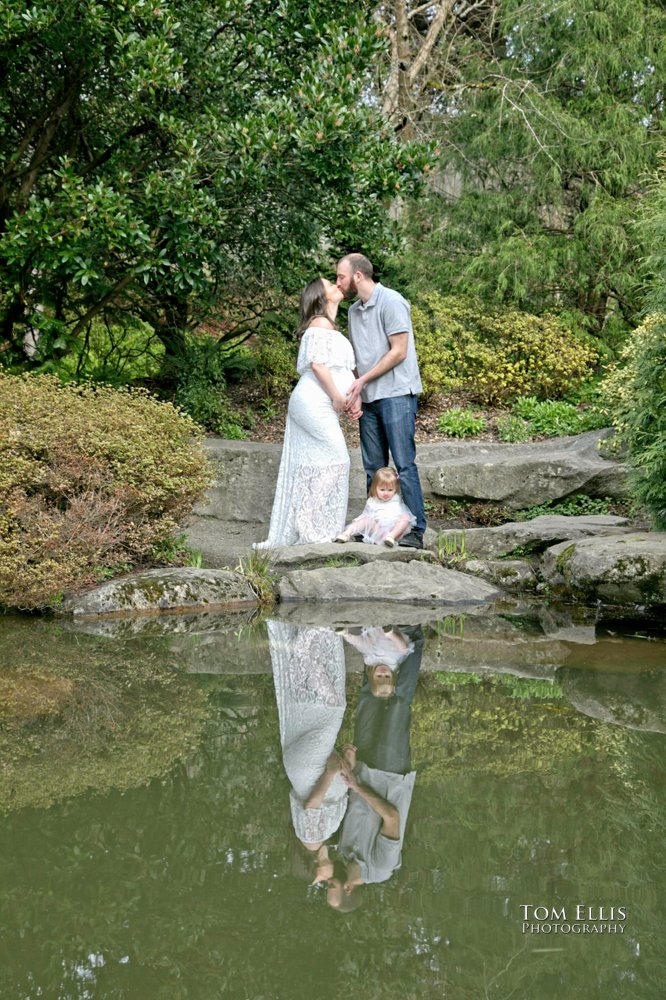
[1,604,665,1000]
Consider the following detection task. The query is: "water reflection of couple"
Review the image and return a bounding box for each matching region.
[268,620,423,910]
[254,254,426,550]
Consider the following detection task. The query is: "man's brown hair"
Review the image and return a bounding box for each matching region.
[339,253,374,279]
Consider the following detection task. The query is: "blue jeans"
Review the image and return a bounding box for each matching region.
[359,394,426,535]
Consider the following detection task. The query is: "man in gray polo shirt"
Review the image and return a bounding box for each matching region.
[326,627,422,911]
[336,253,426,548]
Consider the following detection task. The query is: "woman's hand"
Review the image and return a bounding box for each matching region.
[345,400,363,421]
[332,393,347,414]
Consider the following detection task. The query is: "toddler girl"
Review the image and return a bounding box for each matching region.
[338,626,414,698]
[334,467,416,548]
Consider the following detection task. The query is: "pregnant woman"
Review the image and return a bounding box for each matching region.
[254,277,359,548]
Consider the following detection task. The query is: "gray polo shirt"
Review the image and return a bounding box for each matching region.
[338,762,416,884]
[347,283,423,404]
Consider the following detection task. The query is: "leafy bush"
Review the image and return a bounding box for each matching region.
[516,494,616,521]
[412,294,597,404]
[253,330,299,400]
[495,414,532,442]
[437,408,486,437]
[510,396,606,437]
[599,314,666,528]
[55,317,164,386]
[174,333,253,437]
[0,374,210,609]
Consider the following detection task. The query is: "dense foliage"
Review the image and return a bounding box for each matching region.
[0,373,209,608]
[412,293,597,404]
[0,0,431,372]
[391,0,666,342]
[600,314,666,528]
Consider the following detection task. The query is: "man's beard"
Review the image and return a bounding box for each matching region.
[343,277,358,300]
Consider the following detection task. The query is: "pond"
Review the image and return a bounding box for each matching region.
[1,603,665,1000]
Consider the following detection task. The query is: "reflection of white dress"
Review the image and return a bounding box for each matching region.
[268,621,348,844]
[255,327,355,548]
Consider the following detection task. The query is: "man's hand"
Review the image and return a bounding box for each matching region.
[345,400,363,421]
[345,377,365,409]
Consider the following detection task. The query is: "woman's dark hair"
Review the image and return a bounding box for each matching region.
[296,277,336,340]
[291,839,318,883]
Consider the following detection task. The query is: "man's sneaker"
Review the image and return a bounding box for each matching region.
[398,530,423,550]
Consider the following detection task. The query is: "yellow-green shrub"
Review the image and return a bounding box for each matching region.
[599,314,666,528]
[413,294,597,404]
[253,332,298,399]
[0,374,210,609]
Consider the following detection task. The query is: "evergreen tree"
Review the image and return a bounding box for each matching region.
[394,0,666,343]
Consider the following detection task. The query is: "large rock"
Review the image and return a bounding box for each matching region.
[191,430,628,531]
[59,568,258,618]
[438,514,632,560]
[278,560,503,604]
[541,533,666,606]
[192,439,369,523]
[418,429,627,508]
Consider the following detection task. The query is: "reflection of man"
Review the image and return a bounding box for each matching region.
[327,627,423,911]
[336,253,426,549]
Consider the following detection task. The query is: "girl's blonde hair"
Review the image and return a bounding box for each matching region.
[369,467,400,499]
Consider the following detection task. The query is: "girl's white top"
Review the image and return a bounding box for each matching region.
[357,495,416,544]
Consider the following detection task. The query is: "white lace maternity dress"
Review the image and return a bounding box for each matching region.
[268,620,348,845]
[255,326,356,547]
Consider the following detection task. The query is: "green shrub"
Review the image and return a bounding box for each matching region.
[174,333,252,437]
[410,302,461,397]
[599,314,666,528]
[510,396,606,437]
[496,414,531,442]
[516,495,616,521]
[0,374,210,609]
[253,330,298,399]
[437,408,486,437]
[412,293,597,404]
[56,317,164,385]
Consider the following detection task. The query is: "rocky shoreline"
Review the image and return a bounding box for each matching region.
[50,431,664,621]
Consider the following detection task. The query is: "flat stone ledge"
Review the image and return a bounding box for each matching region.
[419,428,628,508]
[59,567,258,618]
[196,431,629,523]
[439,514,632,560]
[261,534,439,570]
[278,560,503,604]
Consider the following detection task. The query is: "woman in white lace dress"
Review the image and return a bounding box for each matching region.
[268,620,350,878]
[254,278,359,548]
